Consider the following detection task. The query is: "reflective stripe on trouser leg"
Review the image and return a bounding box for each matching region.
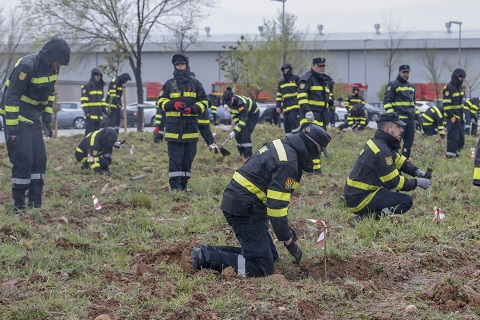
[167,141,197,190]
[236,111,259,158]
[313,158,321,171]
[28,125,47,208]
[237,255,246,276]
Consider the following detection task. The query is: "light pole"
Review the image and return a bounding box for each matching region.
[446,21,462,67]
[271,0,286,65]
[363,39,371,100]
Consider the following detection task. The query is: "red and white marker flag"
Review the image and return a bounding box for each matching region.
[432,207,445,222]
[307,219,328,249]
[92,195,102,210]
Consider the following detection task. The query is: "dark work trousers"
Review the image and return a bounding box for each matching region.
[6,122,47,209]
[198,124,215,147]
[203,211,279,277]
[472,116,478,135]
[400,114,415,159]
[299,107,327,129]
[327,108,336,127]
[459,120,465,151]
[85,119,101,136]
[167,141,197,191]
[354,188,413,219]
[446,117,463,157]
[235,111,259,158]
[283,109,299,136]
[108,107,121,132]
[422,125,439,136]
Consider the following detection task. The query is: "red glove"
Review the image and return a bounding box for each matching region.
[154,126,160,135]
[182,107,192,114]
[174,101,184,110]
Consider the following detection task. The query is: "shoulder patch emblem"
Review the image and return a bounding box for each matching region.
[386,85,391,92]
[284,177,298,190]
[113,85,117,89]
[299,83,306,89]
[385,156,393,166]
[444,91,450,96]
[82,88,86,94]
[238,106,245,112]
[19,71,27,81]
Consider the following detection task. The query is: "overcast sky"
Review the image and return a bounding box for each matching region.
[4,0,480,36]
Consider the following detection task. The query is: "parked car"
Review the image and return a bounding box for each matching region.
[55,101,85,129]
[126,101,156,126]
[364,103,386,121]
[416,101,434,114]
[214,105,232,125]
[335,106,347,121]
[368,101,384,110]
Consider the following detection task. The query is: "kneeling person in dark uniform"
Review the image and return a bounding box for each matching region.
[186,124,332,277]
[344,113,432,221]
[75,127,120,173]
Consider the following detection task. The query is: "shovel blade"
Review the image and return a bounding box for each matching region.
[220,147,231,156]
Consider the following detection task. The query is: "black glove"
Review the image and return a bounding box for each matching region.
[154,132,164,143]
[440,133,445,140]
[284,241,302,264]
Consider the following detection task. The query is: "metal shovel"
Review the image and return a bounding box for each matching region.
[219,137,231,156]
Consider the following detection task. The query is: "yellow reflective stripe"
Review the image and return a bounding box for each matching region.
[31,74,57,84]
[284,105,299,111]
[45,107,53,113]
[267,207,288,217]
[18,116,34,124]
[474,167,480,180]
[281,83,297,88]
[5,106,19,112]
[452,92,463,97]
[6,119,19,125]
[89,90,103,95]
[347,188,382,212]
[198,119,210,124]
[89,130,99,147]
[184,92,197,98]
[233,171,267,203]
[422,114,434,122]
[20,95,46,105]
[308,100,327,107]
[346,178,379,190]
[182,132,199,139]
[272,139,287,161]
[166,111,182,117]
[310,86,327,91]
[396,87,414,92]
[165,132,179,139]
[267,189,291,201]
[238,120,246,126]
[393,175,405,190]
[394,153,406,169]
[170,93,181,98]
[392,101,415,106]
[443,99,452,104]
[380,169,400,183]
[76,147,83,153]
[282,93,297,98]
[366,140,380,154]
[81,97,89,101]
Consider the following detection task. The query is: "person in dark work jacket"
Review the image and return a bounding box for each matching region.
[344,113,432,221]
[443,68,466,158]
[275,63,300,136]
[106,72,131,132]
[223,87,259,158]
[81,68,108,136]
[383,65,418,159]
[156,53,208,191]
[186,124,331,277]
[0,37,70,214]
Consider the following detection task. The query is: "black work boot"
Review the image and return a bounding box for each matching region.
[191,247,206,272]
